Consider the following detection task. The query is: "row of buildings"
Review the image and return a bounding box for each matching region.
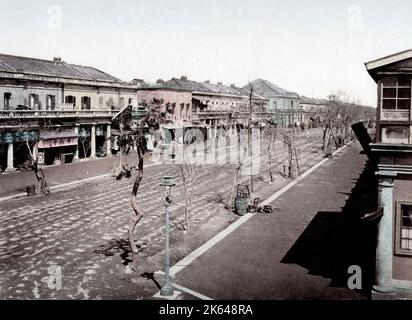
[0,53,328,170]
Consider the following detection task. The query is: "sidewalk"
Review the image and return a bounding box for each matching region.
[169,142,370,300]
[0,154,154,199]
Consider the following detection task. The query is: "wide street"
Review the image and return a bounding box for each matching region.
[0,128,331,299]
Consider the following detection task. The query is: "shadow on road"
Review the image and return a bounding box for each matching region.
[93,238,136,266]
[281,161,378,299]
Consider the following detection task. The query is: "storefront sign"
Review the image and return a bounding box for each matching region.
[38,136,78,149]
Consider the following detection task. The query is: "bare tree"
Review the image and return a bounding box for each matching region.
[17,118,50,195]
[117,98,163,271]
[321,90,371,154]
[281,127,300,179]
[79,133,91,180]
[178,139,208,232]
[263,124,280,183]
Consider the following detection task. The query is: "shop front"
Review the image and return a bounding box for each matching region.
[38,132,79,166]
[0,130,39,171]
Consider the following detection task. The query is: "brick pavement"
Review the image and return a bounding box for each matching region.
[0,153,153,198]
[0,129,328,299]
[171,142,369,300]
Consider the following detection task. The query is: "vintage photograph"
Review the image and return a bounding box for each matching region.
[0,0,411,304]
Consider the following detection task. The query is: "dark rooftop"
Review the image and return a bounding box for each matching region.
[0,53,122,83]
[245,79,298,98]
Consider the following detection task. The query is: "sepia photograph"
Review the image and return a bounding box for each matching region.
[0,0,411,312]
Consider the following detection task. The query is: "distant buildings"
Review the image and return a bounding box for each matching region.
[365,49,412,294]
[0,53,326,171]
[162,76,268,139]
[299,96,329,127]
[245,79,300,126]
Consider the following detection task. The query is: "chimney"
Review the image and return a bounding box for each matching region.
[53,57,62,62]
[217,82,223,86]
[181,75,188,81]
[204,80,210,84]
[156,79,164,84]
[230,84,236,88]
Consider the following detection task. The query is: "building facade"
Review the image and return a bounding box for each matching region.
[165,76,269,139]
[0,54,138,170]
[0,53,326,171]
[299,96,329,127]
[366,49,412,293]
[245,79,300,126]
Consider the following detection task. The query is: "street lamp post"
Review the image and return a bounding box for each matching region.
[159,176,176,297]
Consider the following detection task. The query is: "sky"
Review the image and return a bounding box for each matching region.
[0,0,411,106]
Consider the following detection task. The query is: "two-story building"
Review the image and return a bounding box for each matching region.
[299,96,329,127]
[365,49,412,294]
[165,76,268,139]
[0,53,138,170]
[245,79,300,126]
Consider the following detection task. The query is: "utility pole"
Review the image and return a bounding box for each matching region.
[249,86,254,193]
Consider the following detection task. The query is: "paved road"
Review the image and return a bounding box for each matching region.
[172,142,368,300]
[0,153,154,198]
[0,129,327,299]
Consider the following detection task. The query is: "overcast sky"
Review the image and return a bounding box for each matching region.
[0,0,411,106]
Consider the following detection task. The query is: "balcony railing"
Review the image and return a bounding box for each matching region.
[0,109,117,119]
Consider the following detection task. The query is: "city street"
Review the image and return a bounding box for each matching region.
[0,129,329,299]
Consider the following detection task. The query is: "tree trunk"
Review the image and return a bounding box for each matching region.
[25,140,49,195]
[180,166,190,231]
[129,153,144,271]
[227,164,241,210]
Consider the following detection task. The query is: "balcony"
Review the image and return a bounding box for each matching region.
[0,109,117,119]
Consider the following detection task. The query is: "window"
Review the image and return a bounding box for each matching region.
[291,100,294,108]
[382,76,411,110]
[29,94,40,109]
[4,92,11,109]
[106,97,114,108]
[46,95,56,110]
[65,95,76,108]
[99,97,104,108]
[119,97,125,108]
[396,202,412,255]
[81,96,91,110]
[180,103,185,118]
[128,98,133,105]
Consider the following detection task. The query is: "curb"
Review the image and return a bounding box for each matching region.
[0,162,160,203]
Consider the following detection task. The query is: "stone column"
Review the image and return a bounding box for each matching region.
[208,127,212,141]
[32,144,38,162]
[91,124,96,159]
[374,175,395,293]
[74,125,80,161]
[106,124,112,157]
[5,142,15,172]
